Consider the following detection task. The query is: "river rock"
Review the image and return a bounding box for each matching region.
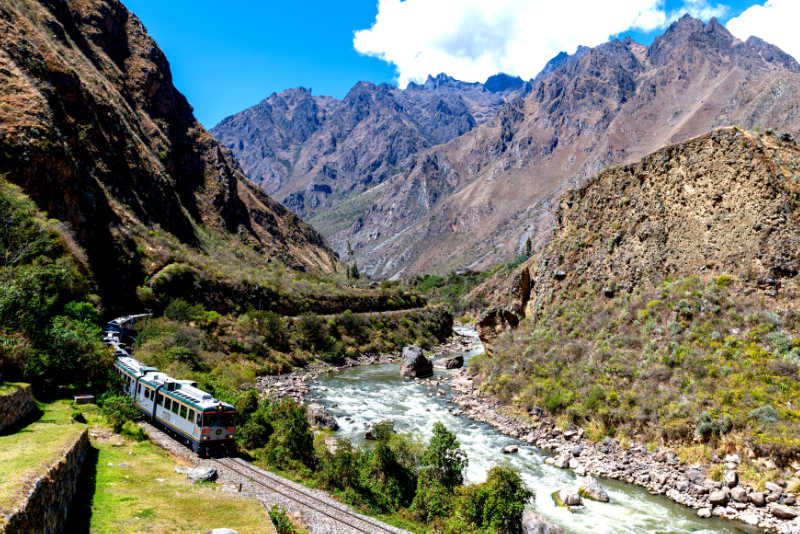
[579,476,610,503]
[766,481,783,493]
[400,346,433,378]
[502,445,519,454]
[730,486,748,503]
[522,509,565,534]
[769,503,799,519]
[188,466,217,483]
[724,470,738,488]
[444,355,464,369]
[208,530,239,534]
[708,489,729,506]
[697,508,712,518]
[557,489,583,507]
[749,492,766,507]
[306,403,339,430]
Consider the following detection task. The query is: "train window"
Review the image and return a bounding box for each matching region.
[179,405,187,419]
[164,398,171,411]
[171,401,179,414]
[188,410,195,424]
[144,389,150,400]
[157,393,163,406]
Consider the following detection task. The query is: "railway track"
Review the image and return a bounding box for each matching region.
[216,457,407,534]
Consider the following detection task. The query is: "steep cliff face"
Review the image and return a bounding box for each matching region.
[210,74,525,219]
[475,127,800,349]
[0,0,336,310]
[305,16,800,278]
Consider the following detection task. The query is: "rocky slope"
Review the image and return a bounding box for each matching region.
[284,16,800,278]
[470,127,800,479]
[0,0,337,311]
[210,74,526,220]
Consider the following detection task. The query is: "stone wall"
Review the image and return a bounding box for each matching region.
[1,429,90,534]
[0,384,34,432]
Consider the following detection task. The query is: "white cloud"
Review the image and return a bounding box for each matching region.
[669,0,728,23]
[353,0,730,87]
[727,0,800,61]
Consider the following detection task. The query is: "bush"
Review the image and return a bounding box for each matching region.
[121,420,148,441]
[238,398,315,469]
[295,313,329,351]
[268,506,298,534]
[164,299,204,322]
[461,466,531,534]
[99,393,139,432]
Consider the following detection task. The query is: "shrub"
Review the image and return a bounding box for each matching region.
[99,393,139,432]
[121,420,148,441]
[295,313,329,351]
[164,299,204,322]
[268,506,298,534]
[461,466,532,534]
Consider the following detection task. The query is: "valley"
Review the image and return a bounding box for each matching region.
[2,0,800,533]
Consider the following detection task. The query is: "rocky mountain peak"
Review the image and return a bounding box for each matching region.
[484,73,525,93]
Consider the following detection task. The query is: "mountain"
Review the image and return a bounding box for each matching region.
[210,73,527,219]
[220,15,800,279]
[0,0,337,310]
[471,127,800,461]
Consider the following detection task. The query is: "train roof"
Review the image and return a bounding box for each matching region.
[114,355,233,412]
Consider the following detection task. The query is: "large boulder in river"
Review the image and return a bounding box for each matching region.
[400,346,433,378]
[522,509,565,534]
[306,403,339,430]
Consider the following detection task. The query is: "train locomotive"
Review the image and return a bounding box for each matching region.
[103,315,236,457]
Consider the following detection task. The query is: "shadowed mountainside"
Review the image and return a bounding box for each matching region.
[0,0,337,312]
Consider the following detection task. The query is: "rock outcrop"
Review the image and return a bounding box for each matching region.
[475,127,800,351]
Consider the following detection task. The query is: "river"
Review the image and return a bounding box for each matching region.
[307,326,759,534]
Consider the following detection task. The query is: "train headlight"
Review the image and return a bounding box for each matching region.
[202,436,209,440]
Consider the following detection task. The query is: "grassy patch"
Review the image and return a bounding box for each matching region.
[0,399,85,518]
[88,428,272,534]
[0,381,26,396]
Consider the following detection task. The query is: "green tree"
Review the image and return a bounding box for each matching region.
[462,466,532,534]
[422,422,467,489]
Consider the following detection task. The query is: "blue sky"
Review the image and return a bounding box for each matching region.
[121,1,768,128]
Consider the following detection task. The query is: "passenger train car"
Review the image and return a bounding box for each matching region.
[104,316,236,456]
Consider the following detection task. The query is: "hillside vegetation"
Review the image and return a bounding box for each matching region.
[473,128,800,472]
[0,178,109,392]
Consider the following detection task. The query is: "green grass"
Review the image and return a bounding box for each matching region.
[89,437,273,534]
[0,399,85,519]
[0,381,27,396]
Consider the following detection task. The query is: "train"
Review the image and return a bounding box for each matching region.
[103,315,236,457]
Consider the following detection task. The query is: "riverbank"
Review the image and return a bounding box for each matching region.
[444,366,800,533]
